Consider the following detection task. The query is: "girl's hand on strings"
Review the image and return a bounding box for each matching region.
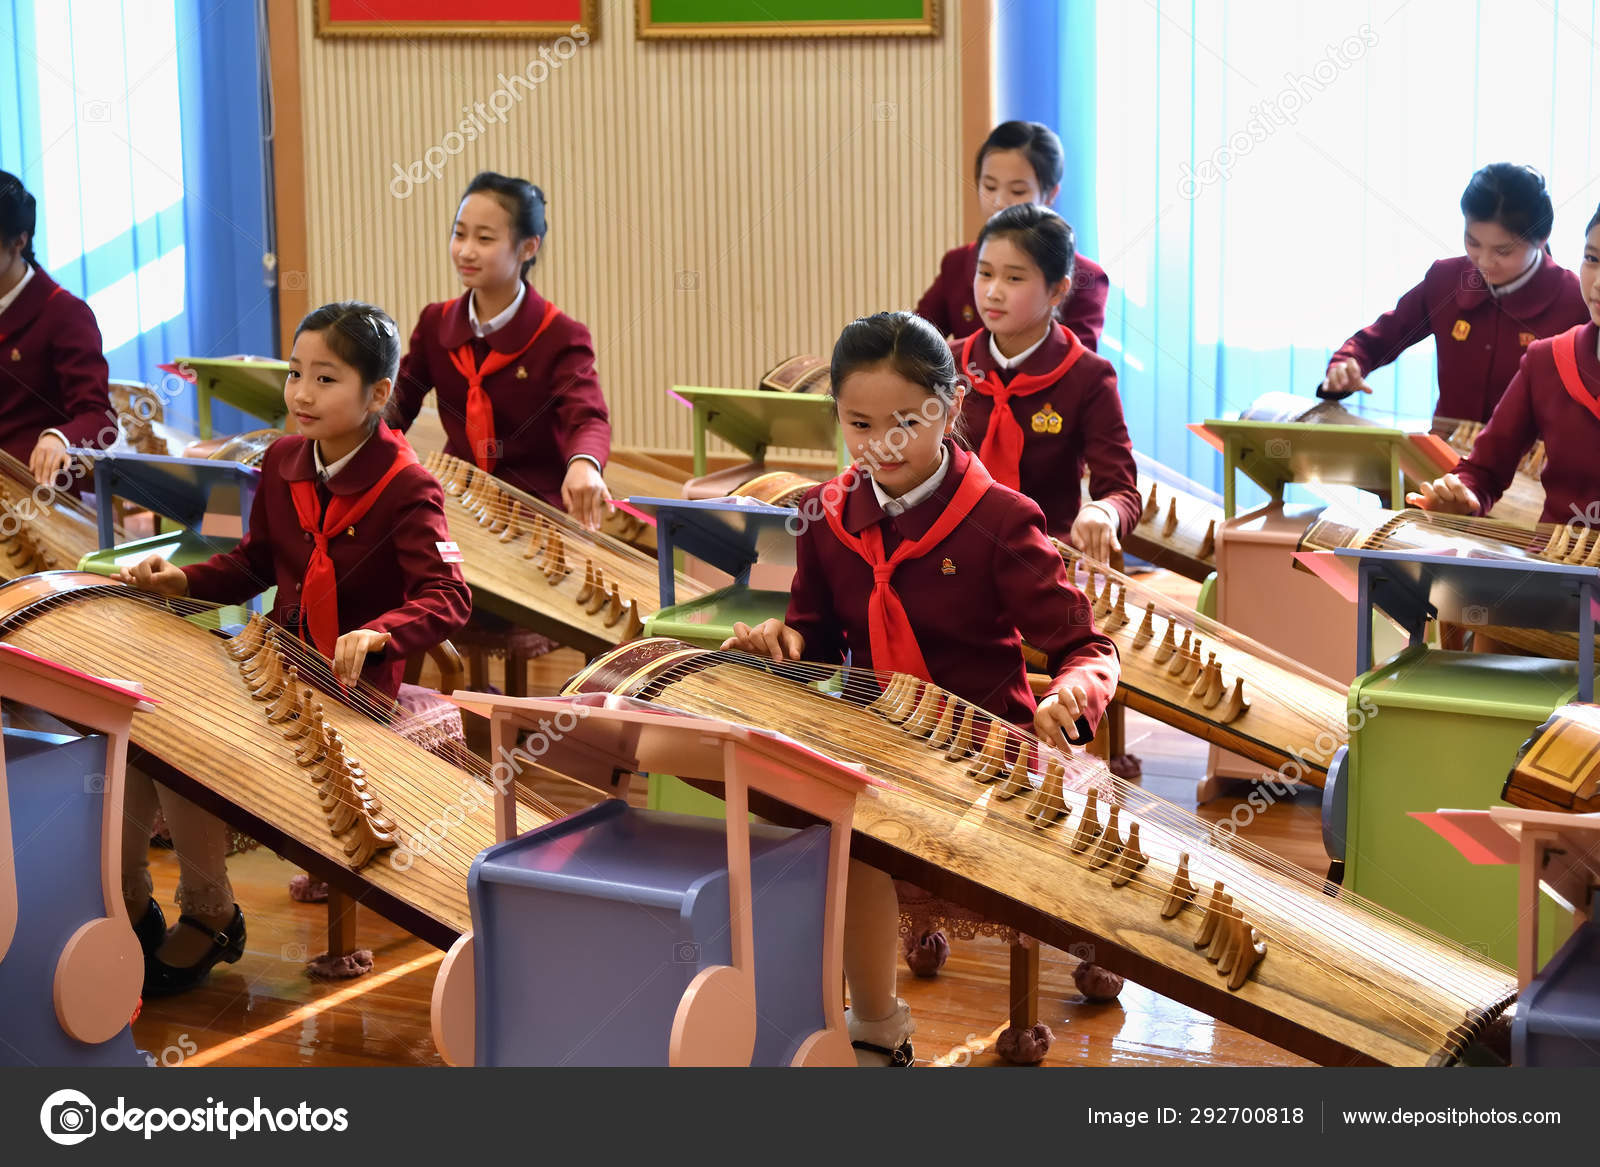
[1035,686,1091,749]
[28,431,71,484]
[1069,502,1121,564]
[561,458,615,532]
[1404,473,1480,515]
[116,554,189,597]
[332,628,392,687]
[721,619,804,663]
[1322,358,1371,395]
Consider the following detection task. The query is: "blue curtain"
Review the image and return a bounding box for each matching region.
[0,0,273,436]
[997,0,1600,496]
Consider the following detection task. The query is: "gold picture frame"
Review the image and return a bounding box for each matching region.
[315,0,600,39]
[634,0,939,40]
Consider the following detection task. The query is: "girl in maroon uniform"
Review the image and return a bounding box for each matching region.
[915,122,1109,349]
[956,203,1140,558]
[1321,164,1586,423]
[724,311,1119,1064]
[388,172,613,528]
[119,301,472,994]
[0,171,116,485]
[1410,204,1600,526]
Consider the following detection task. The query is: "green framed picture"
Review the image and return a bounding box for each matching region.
[635,0,939,39]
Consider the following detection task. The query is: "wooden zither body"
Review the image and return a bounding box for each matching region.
[1439,417,1546,527]
[1120,457,1222,583]
[565,639,1515,1066]
[421,451,710,653]
[0,574,554,948]
[1059,550,1346,782]
[1503,703,1600,814]
[0,451,107,580]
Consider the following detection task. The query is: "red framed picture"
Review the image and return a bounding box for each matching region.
[316,0,598,39]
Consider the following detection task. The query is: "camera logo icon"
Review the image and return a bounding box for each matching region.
[40,1089,97,1145]
[672,941,701,963]
[1265,438,1292,459]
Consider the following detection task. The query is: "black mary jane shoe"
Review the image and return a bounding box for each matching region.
[131,896,166,957]
[142,905,246,997]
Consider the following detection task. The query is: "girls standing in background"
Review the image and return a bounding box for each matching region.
[0,170,116,485]
[388,172,613,529]
[1321,163,1586,423]
[916,122,1110,350]
[956,203,1140,558]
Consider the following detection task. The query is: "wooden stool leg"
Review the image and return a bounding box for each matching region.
[1105,701,1127,757]
[1009,940,1040,1031]
[328,889,359,959]
[506,648,528,698]
[466,646,490,693]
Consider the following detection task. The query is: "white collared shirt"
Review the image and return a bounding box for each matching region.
[469,282,526,338]
[870,444,950,517]
[1489,250,1542,299]
[313,429,375,482]
[989,328,1050,371]
[0,263,34,318]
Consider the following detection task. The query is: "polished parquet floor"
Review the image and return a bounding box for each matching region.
[131,572,1324,1069]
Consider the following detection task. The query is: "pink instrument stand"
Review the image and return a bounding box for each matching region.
[1414,807,1600,987]
[0,644,156,1054]
[432,690,878,1067]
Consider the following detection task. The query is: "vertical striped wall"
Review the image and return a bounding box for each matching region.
[292,0,968,453]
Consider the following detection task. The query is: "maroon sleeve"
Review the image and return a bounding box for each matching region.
[361,467,473,654]
[1321,268,1435,397]
[1060,261,1109,352]
[1079,363,1141,535]
[914,250,959,338]
[387,308,434,433]
[784,513,848,666]
[1451,351,1540,515]
[549,320,611,468]
[993,498,1120,732]
[48,294,115,449]
[181,463,278,605]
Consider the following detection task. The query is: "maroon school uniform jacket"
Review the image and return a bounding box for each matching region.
[181,425,473,699]
[785,443,1120,730]
[916,241,1110,350]
[389,286,611,506]
[953,324,1141,541]
[1453,323,1600,525]
[1321,254,1585,423]
[0,266,116,469]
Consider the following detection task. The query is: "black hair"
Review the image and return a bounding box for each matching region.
[0,170,37,267]
[1460,163,1554,244]
[830,311,962,415]
[460,171,547,279]
[975,121,1064,197]
[294,301,401,393]
[976,203,1076,287]
[1586,202,1600,237]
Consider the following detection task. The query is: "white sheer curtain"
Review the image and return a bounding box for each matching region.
[1093,0,1600,488]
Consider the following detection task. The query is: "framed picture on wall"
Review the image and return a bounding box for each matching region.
[635,0,940,39]
[316,0,599,39]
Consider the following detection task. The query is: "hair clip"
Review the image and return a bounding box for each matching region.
[364,312,396,339]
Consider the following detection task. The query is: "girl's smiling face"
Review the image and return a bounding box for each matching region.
[977,148,1057,220]
[1464,217,1541,287]
[835,365,959,498]
[451,192,538,291]
[1580,223,1600,327]
[285,328,390,461]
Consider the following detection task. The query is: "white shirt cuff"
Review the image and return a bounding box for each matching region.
[40,428,70,448]
[567,454,603,473]
[1080,499,1121,529]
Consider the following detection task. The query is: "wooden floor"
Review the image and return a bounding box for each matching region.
[132,571,1325,1069]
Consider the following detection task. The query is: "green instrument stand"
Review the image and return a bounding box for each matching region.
[636,496,802,817]
[74,450,270,628]
[177,356,290,438]
[672,385,846,479]
[1317,547,1594,966]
